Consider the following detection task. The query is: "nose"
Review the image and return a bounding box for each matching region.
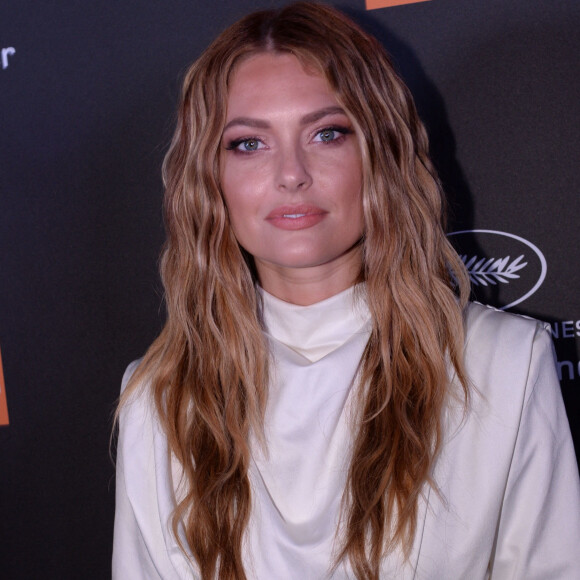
[276,145,313,192]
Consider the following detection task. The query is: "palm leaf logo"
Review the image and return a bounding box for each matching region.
[460,254,528,286]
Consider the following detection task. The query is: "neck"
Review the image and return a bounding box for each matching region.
[256,245,362,306]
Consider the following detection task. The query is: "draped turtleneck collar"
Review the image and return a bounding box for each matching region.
[259,284,370,363]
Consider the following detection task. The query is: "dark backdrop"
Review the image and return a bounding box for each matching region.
[1,0,578,577]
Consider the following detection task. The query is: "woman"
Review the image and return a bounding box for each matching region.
[113,3,580,579]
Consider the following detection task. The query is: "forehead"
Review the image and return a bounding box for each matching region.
[225,52,339,117]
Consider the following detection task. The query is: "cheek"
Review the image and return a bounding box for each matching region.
[221,163,247,218]
[339,145,363,201]
[223,195,248,238]
[343,165,364,225]
[221,159,263,215]
[223,184,259,222]
[220,187,260,253]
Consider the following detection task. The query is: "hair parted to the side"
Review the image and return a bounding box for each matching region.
[117,2,470,579]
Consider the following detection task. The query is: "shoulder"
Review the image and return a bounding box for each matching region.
[462,302,556,407]
[117,358,159,442]
[120,358,142,393]
[463,302,552,369]
[464,300,549,341]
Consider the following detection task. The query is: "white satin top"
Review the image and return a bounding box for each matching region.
[246,287,371,578]
[113,288,580,579]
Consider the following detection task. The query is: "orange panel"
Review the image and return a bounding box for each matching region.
[0,348,8,426]
[366,0,430,9]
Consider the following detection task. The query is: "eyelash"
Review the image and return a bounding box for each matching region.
[224,125,353,153]
[225,137,263,152]
[313,125,352,143]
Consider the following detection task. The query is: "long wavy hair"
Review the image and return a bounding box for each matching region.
[118,2,470,579]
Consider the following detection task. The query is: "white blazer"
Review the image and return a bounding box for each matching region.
[113,301,580,579]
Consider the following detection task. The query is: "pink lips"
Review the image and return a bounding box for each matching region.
[265,204,328,230]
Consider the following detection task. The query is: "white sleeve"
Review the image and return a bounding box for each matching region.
[491,326,580,579]
[113,430,163,580]
[112,361,197,580]
[112,361,164,580]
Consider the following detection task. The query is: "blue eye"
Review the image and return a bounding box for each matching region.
[317,129,337,142]
[225,137,264,152]
[313,126,352,143]
[240,139,260,151]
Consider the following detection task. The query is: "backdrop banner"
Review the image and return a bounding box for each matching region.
[1,0,578,577]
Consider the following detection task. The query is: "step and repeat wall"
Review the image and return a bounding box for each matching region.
[1,0,578,577]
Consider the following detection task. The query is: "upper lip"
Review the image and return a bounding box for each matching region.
[266,204,327,219]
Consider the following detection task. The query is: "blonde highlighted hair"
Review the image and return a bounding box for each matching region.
[118,2,470,579]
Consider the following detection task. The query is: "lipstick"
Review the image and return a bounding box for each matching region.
[265,204,327,230]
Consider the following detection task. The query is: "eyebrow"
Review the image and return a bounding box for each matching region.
[301,106,347,125]
[223,106,347,131]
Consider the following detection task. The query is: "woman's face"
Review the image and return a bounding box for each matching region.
[220,52,364,298]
